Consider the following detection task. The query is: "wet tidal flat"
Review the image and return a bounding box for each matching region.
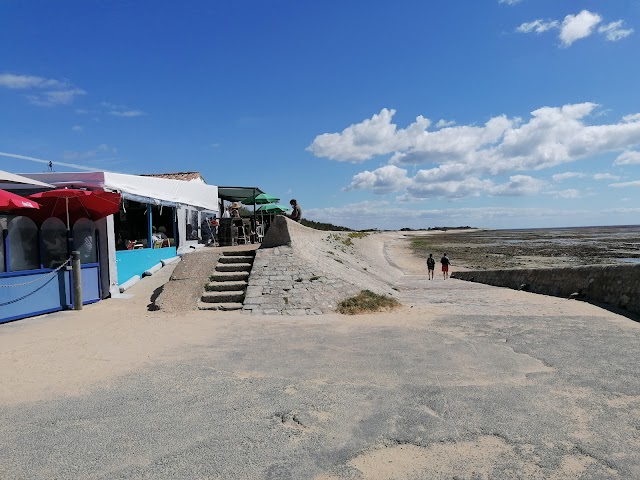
[409,225,640,270]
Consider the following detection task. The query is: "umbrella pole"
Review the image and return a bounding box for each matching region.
[65,197,70,230]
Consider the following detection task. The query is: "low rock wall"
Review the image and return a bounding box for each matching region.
[452,264,640,316]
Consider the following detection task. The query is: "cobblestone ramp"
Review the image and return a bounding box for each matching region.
[242,217,398,315]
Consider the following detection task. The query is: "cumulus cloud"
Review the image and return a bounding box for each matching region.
[346,165,411,194]
[307,109,431,162]
[435,119,456,128]
[614,150,640,165]
[516,10,632,47]
[310,104,640,200]
[560,10,602,46]
[598,20,634,41]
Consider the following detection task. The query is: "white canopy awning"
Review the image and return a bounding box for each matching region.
[20,171,219,211]
[0,169,55,190]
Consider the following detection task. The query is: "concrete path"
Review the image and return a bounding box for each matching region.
[1,235,639,479]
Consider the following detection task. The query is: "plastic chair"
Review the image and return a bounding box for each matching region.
[236,223,249,244]
[256,224,264,243]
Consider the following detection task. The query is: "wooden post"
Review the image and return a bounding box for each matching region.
[72,250,82,310]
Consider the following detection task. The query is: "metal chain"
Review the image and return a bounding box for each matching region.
[0,257,71,288]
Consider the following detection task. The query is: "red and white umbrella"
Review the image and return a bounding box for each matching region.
[0,188,40,211]
[28,188,121,228]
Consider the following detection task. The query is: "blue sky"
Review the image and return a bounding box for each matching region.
[1,0,639,230]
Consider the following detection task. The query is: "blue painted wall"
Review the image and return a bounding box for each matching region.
[0,266,103,324]
[0,270,69,324]
[115,247,177,284]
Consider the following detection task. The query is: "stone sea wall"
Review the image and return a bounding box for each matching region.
[452,264,640,316]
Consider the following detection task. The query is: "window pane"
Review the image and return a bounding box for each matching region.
[73,218,97,264]
[7,216,39,271]
[41,217,68,269]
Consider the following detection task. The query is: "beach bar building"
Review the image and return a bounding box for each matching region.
[1,171,219,323]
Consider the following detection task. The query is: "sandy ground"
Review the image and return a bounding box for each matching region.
[1,227,639,479]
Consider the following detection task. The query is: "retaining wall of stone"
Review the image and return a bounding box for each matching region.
[452,264,640,316]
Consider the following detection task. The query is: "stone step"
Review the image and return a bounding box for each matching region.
[205,280,248,292]
[197,301,244,311]
[223,250,255,257]
[218,255,254,264]
[215,263,253,272]
[201,290,245,303]
[209,271,249,282]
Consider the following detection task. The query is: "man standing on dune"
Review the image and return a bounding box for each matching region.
[441,253,451,280]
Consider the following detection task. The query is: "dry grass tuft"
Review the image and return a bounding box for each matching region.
[337,290,400,315]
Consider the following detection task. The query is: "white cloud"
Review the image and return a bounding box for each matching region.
[614,150,640,165]
[517,19,559,34]
[623,113,640,123]
[517,10,632,47]
[560,10,602,47]
[102,101,146,118]
[0,72,86,106]
[499,0,522,5]
[346,165,411,194]
[609,181,640,188]
[489,175,546,196]
[307,109,431,162]
[554,189,580,199]
[593,173,620,181]
[598,20,634,42]
[27,88,87,107]
[0,73,66,90]
[435,119,456,128]
[71,125,83,132]
[552,172,586,182]
[312,103,640,200]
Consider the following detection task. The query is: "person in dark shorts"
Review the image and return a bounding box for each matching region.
[441,253,451,279]
[426,253,435,280]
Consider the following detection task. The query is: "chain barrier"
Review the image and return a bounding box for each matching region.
[0,258,73,307]
[0,257,71,288]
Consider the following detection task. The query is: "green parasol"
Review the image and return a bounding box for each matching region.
[242,192,280,205]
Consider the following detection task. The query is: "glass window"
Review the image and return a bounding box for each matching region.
[41,218,68,269]
[185,209,199,240]
[73,218,97,264]
[0,228,5,273]
[7,216,39,271]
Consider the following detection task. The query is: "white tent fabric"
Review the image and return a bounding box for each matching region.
[0,169,54,190]
[20,171,218,211]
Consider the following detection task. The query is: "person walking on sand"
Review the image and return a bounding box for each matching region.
[441,253,451,280]
[426,253,435,280]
